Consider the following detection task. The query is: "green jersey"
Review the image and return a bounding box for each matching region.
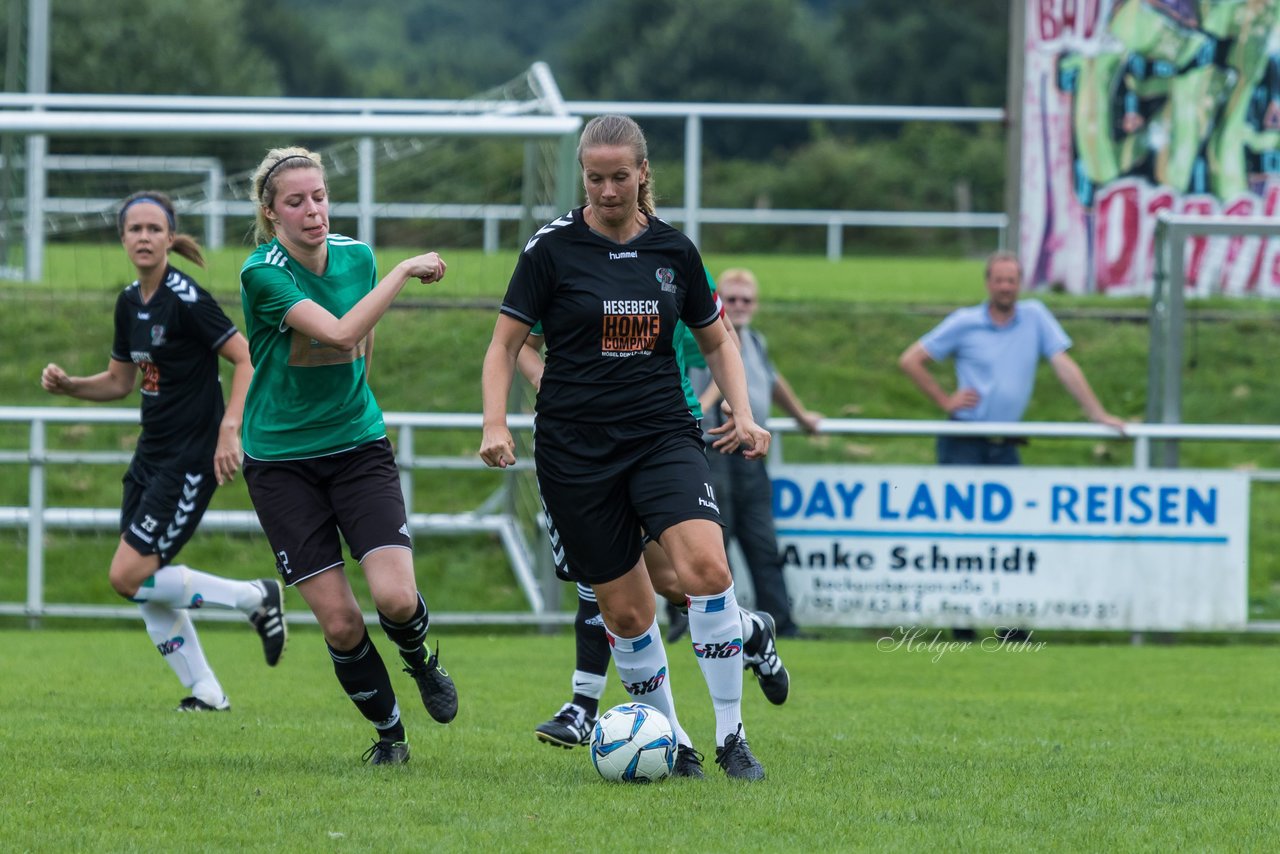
[674,269,717,418]
[239,235,385,459]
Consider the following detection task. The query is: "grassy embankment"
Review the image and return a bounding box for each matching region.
[3,246,1279,620]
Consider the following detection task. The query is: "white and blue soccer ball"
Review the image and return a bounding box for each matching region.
[589,702,676,783]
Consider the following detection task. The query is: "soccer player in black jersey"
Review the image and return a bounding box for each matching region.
[516,330,791,754]
[481,115,771,780]
[41,191,286,712]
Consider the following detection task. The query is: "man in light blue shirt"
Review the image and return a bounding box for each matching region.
[899,251,1125,466]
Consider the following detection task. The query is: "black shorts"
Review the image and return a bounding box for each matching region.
[534,415,722,585]
[243,438,411,586]
[120,457,218,564]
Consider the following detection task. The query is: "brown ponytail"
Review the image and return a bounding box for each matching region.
[171,234,206,268]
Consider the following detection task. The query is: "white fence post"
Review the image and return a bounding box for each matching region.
[26,418,45,621]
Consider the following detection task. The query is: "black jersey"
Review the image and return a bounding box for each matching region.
[501,207,719,425]
[110,266,237,467]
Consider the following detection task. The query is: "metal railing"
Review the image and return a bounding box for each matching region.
[2,90,1008,276]
[4,405,1280,628]
[0,406,544,626]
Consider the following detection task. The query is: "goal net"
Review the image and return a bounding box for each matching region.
[0,62,578,298]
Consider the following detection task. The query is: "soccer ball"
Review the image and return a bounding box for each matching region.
[589,702,676,783]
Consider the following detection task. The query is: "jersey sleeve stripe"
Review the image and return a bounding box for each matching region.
[688,307,720,330]
[280,297,313,333]
[499,304,537,326]
[209,326,237,351]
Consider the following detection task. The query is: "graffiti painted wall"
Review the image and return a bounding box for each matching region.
[1021,0,1280,295]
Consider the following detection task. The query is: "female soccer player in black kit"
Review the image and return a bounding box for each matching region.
[41,191,285,712]
[516,330,790,754]
[480,115,770,780]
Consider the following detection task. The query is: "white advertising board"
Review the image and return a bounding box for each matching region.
[772,465,1249,631]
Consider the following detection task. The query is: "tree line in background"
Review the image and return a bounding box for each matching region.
[2,0,1010,254]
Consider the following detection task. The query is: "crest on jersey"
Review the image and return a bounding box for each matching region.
[655,267,676,293]
[150,325,167,346]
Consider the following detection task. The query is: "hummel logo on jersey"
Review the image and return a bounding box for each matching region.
[129,523,155,544]
[623,666,667,696]
[524,214,574,253]
[698,482,720,513]
[175,476,200,520]
[693,639,743,659]
[158,501,192,552]
[609,250,638,260]
[165,270,199,303]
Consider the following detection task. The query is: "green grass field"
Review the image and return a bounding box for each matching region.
[4,245,1280,850]
[2,626,1277,852]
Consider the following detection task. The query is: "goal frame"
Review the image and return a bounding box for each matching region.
[1,62,580,282]
[1147,212,1280,466]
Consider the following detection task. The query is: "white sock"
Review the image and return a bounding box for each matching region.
[139,602,226,706]
[134,565,264,612]
[572,670,607,701]
[688,584,745,746]
[606,619,692,748]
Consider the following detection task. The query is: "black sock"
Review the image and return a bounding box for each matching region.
[742,610,764,657]
[573,592,609,718]
[328,630,405,743]
[379,592,429,669]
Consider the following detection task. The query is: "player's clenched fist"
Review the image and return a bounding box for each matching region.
[41,363,72,395]
[479,425,517,469]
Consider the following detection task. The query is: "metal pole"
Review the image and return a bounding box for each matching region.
[520,140,538,242]
[26,418,45,622]
[555,132,578,215]
[357,135,375,247]
[1146,216,1168,435]
[826,220,841,262]
[0,0,23,272]
[483,216,499,254]
[684,114,702,248]
[1162,221,1186,467]
[206,161,224,249]
[397,424,414,543]
[23,0,48,284]
[1003,0,1026,257]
